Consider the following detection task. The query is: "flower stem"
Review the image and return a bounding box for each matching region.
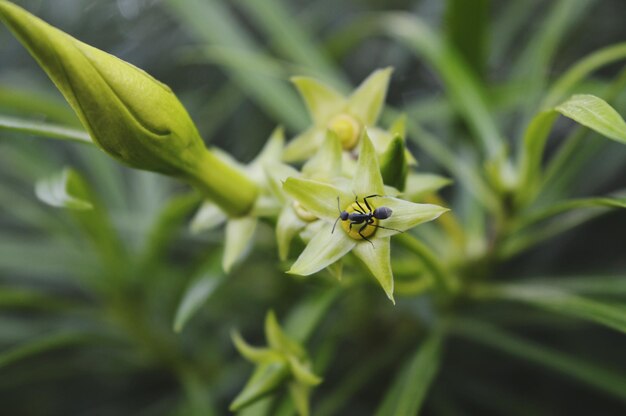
[189,149,258,217]
[395,233,458,294]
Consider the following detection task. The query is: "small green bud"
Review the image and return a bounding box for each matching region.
[380,135,409,191]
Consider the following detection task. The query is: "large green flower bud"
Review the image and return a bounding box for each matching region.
[0,1,257,216]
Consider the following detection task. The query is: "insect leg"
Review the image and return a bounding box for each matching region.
[354,196,367,213]
[358,222,374,246]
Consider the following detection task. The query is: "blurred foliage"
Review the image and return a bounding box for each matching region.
[1,0,626,415]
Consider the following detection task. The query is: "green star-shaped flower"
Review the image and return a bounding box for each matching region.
[190,127,284,272]
[283,133,448,303]
[230,311,321,415]
[267,131,344,261]
[282,68,393,162]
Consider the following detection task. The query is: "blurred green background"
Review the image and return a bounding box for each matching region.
[1,0,626,415]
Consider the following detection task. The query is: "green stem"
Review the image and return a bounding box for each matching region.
[395,233,458,294]
[189,149,258,217]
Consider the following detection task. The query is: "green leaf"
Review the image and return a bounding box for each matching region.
[284,289,341,344]
[382,13,504,159]
[173,273,224,332]
[0,114,92,144]
[517,94,626,205]
[235,0,343,85]
[543,41,626,107]
[34,168,93,210]
[455,320,626,402]
[375,329,444,416]
[0,332,92,369]
[165,0,307,130]
[514,192,626,231]
[478,283,626,334]
[445,0,489,78]
[555,94,626,144]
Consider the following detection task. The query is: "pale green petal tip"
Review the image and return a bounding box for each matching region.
[348,67,394,125]
[288,356,322,386]
[255,126,285,165]
[353,131,385,196]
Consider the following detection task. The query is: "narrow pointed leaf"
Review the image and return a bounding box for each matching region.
[375,329,444,415]
[555,94,626,144]
[481,283,626,334]
[174,273,224,332]
[455,320,626,402]
[0,114,92,144]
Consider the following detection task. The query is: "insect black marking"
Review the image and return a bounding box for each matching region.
[331,194,402,245]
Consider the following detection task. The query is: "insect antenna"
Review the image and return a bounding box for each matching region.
[331,196,341,234]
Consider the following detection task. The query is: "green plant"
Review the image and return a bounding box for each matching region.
[1,0,625,414]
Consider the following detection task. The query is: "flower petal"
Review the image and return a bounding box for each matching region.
[372,197,448,238]
[265,311,306,357]
[288,356,322,386]
[288,223,356,276]
[404,173,452,201]
[353,237,395,303]
[347,67,393,125]
[282,127,325,162]
[252,126,285,167]
[231,330,280,364]
[352,132,385,197]
[190,201,227,233]
[283,177,351,221]
[276,206,306,261]
[301,130,342,181]
[265,162,300,204]
[223,217,258,272]
[291,76,346,125]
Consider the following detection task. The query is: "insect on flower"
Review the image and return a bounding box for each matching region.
[332,194,402,244]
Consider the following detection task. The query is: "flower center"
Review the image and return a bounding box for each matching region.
[328,113,361,150]
[292,200,317,222]
[340,201,378,240]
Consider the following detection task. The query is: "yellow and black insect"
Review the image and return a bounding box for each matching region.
[332,195,401,244]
